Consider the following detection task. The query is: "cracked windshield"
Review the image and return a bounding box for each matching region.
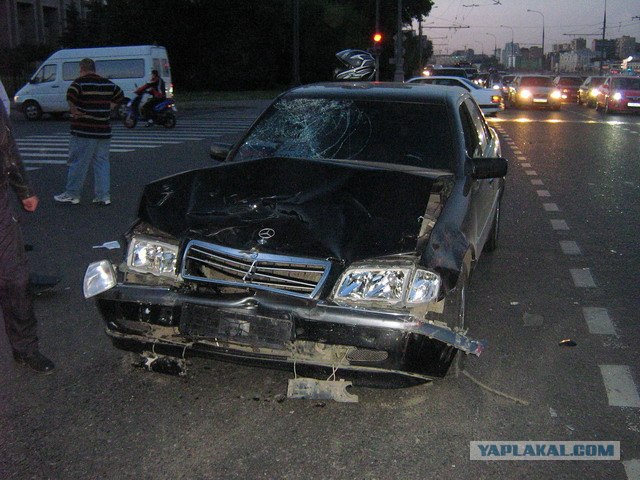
[235,98,454,170]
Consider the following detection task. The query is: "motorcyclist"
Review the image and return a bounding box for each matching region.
[135,69,166,126]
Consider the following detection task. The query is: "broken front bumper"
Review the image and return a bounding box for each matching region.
[95,283,486,381]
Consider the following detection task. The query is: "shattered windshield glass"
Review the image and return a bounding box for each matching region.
[233,98,454,170]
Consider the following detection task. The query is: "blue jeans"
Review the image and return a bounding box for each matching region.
[65,135,111,200]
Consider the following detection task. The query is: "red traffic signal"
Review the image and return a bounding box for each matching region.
[373,33,383,43]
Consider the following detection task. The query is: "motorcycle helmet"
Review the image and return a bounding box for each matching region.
[333,49,375,81]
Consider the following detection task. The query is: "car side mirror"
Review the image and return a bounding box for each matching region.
[210,143,232,161]
[469,157,508,179]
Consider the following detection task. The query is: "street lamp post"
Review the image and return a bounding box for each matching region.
[500,25,515,68]
[527,9,545,70]
[485,33,497,60]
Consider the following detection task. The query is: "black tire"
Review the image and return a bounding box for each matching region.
[115,101,128,120]
[163,112,176,129]
[23,101,42,121]
[123,113,137,129]
[484,202,500,253]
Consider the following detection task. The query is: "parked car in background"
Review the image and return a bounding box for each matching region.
[509,75,562,110]
[406,75,504,116]
[553,76,584,103]
[595,76,640,114]
[84,83,508,385]
[499,75,516,104]
[577,76,607,107]
[423,66,469,78]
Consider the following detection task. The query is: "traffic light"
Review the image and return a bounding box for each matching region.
[372,32,383,53]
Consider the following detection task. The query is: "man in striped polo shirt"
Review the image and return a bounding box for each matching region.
[54,58,124,205]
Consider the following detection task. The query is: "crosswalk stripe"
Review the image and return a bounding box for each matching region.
[17,113,254,169]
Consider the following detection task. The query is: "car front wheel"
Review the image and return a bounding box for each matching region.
[23,101,43,121]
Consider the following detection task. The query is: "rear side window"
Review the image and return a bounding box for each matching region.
[63,59,145,80]
[154,58,171,77]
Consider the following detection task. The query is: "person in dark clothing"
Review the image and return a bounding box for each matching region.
[0,103,55,373]
[54,58,124,205]
[137,69,166,126]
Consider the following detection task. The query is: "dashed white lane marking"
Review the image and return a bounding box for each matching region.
[560,240,582,255]
[623,459,640,480]
[517,156,527,161]
[570,268,596,287]
[521,162,531,167]
[531,179,544,185]
[543,203,559,211]
[526,170,538,176]
[537,190,551,197]
[551,219,569,230]
[583,307,617,335]
[599,365,640,408]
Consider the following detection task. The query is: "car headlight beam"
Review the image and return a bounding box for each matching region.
[520,90,532,98]
[551,89,562,99]
[127,236,179,277]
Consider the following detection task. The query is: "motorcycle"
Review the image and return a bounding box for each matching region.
[123,93,177,129]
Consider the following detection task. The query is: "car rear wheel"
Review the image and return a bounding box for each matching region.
[23,101,42,121]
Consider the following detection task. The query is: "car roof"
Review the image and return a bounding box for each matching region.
[406,75,470,82]
[281,82,468,107]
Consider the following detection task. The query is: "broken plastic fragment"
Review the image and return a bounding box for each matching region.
[287,377,358,403]
[136,352,187,376]
[559,339,577,347]
[92,240,121,250]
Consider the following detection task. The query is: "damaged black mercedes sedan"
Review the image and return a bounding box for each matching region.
[84,83,507,384]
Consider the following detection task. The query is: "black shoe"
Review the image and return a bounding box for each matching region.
[13,351,55,374]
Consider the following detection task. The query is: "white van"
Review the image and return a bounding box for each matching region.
[13,45,173,120]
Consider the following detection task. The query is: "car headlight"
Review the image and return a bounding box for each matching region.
[491,95,502,104]
[333,263,441,307]
[551,90,562,99]
[127,236,179,277]
[519,90,532,98]
[612,92,623,101]
[590,88,600,97]
[84,260,117,298]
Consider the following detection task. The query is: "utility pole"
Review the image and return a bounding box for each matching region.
[393,0,404,82]
[599,0,607,74]
[375,0,380,81]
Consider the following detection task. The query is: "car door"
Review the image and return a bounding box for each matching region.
[459,98,499,249]
[30,63,60,111]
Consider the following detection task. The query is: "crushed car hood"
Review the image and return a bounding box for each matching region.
[138,157,445,263]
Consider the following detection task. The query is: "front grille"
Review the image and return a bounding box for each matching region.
[346,348,389,363]
[181,240,331,298]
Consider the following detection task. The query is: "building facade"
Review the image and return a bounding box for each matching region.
[0,0,85,50]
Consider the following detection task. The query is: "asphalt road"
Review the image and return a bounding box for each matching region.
[1,101,639,480]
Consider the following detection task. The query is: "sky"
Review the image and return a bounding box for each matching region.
[423,0,640,55]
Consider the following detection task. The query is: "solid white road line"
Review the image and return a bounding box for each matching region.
[583,307,617,335]
[599,365,640,408]
[559,240,582,255]
[570,268,596,287]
